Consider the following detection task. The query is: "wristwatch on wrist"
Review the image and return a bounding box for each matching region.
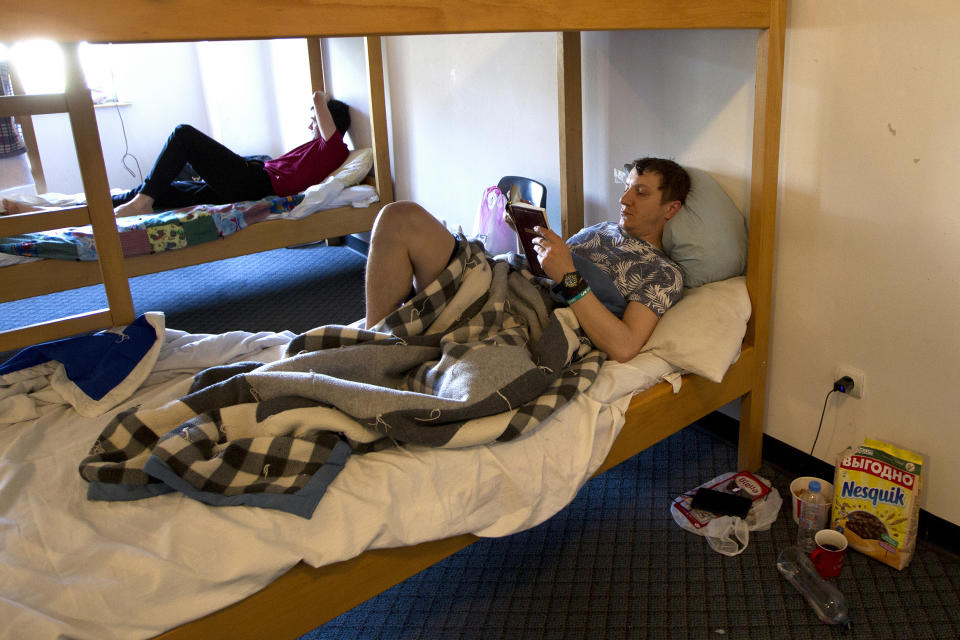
[560,270,589,298]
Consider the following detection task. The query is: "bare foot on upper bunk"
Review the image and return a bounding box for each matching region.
[1,199,42,215]
[114,193,156,218]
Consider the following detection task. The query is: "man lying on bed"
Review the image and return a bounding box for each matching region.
[364,157,690,363]
[2,92,352,217]
[106,91,350,217]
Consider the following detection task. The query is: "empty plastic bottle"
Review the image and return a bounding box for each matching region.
[777,546,853,629]
[796,479,828,552]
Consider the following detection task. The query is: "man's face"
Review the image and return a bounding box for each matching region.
[618,168,678,240]
[308,111,319,138]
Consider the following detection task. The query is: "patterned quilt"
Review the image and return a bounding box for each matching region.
[78,239,606,518]
[0,195,304,261]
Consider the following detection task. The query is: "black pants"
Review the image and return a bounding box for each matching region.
[113,124,274,211]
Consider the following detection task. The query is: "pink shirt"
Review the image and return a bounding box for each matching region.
[263,131,349,197]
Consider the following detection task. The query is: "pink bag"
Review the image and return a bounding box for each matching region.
[471,186,517,256]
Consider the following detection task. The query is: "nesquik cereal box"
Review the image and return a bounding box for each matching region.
[831,438,923,570]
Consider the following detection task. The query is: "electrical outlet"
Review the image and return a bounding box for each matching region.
[835,366,865,399]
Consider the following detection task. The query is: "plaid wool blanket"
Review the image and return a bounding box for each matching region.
[79,239,605,518]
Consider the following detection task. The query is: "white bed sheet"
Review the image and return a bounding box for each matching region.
[0,327,677,640]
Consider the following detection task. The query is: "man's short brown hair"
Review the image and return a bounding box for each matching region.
[626,157,691,205]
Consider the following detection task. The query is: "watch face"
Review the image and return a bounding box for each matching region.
[563,272,580,288]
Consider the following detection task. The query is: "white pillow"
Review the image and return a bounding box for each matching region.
[331,148,374,187]
[640,276,751,382]
[285,149,376,219]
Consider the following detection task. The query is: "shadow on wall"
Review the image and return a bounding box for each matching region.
[581,29,759,226]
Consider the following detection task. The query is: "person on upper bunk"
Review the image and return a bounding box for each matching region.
[110,90,351,217]
[363,157,690,363]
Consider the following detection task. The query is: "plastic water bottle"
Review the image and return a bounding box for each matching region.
[777,546,853,629]
[796,479,828,552]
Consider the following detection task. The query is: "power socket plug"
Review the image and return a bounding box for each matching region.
[834,366,865,399]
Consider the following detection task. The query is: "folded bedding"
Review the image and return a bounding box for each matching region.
[0,270,751,639]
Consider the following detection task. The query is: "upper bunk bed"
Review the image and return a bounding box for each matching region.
[0,35,393,353]
[0,1,786,638]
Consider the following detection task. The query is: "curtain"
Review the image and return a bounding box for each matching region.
[0,61,27,158]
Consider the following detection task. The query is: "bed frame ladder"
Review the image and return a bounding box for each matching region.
[0,42,134,353]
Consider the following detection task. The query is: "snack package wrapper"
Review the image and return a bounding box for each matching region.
[831,438,923,570]
[671,471,782,556]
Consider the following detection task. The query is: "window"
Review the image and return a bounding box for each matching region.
[0,40,121,103]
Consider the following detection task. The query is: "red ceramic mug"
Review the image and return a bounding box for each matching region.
[810,529,848,578]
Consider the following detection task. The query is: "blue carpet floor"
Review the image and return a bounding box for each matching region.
[301,424,960,640]
[0,242,367,336]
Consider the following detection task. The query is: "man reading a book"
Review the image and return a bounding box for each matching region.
[363,157,689,363]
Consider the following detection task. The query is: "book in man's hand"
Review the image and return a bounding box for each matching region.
[506,201,549,277]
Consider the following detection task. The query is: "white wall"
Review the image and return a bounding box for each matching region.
[32,42,211,194]
[768,0,960,524]
[381,8,960,526]
[196,40,281,158]
[29,40,314,195]
[383,32,561,230]
[324,38,374,151]
[580,29,757,225]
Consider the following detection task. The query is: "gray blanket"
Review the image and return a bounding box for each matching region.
[79,238,605,517]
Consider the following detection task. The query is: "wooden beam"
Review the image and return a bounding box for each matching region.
[0,310,113,353]
[0,93,68,118]
[365,36,393,204]
[0,206,90,236]
[596,346,757,475]
[1,0,774,43]
[154,533,479,640]
[62,42,135,328]
[557,31,583,238]
[6,67,49,193]
[740,0,786,472]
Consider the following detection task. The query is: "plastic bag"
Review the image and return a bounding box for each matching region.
[471,186,517,256]
[671,470,782,556]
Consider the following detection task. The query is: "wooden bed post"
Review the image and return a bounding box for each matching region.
[62,42,135,328]
[365,36,393,204]
[739,0,786,471]
[557,31,583,239]
[7,64,47,194]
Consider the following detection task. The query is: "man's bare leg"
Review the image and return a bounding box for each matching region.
[364,201,456,328]
[114,193,155,218]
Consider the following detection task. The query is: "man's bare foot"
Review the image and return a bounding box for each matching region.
[1,198,41,215]
[114,194,155,218]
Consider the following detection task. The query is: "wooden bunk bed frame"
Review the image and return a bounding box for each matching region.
[0,36,393,353]
[1,1,785,638]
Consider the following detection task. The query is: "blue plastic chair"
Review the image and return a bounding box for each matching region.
[497,175,547,209]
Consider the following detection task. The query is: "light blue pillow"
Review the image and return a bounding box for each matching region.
[662,167,747,288]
